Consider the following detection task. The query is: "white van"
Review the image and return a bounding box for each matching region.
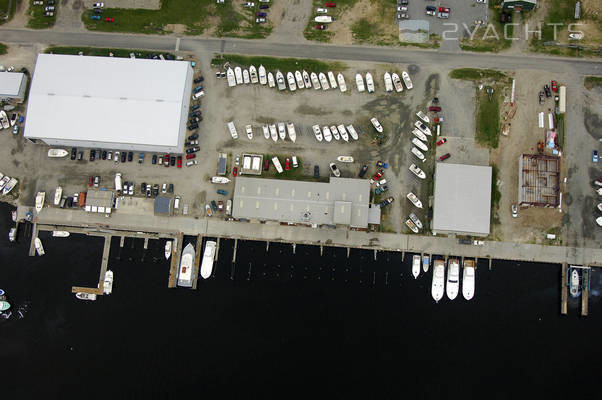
[174,196,180,210]
[114,173,122,194]
[192,90,204,100]
[292,156,298,168]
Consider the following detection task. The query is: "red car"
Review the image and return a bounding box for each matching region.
[88,177,93,187]
[439,153,451,161]
[551,80,558,92]
[325,2,336,7]
[164,154,170,167]
[436,138,447,146]
[370,169,384,183]
[177,156,182,168]
[263,159,269,171]
[315,24,326,30]
[233,166,238,177]
[186,153,196,160]
[438,7,450,12]
[104,17,114,22]
[428,106,441,112]
[285,158,291,171]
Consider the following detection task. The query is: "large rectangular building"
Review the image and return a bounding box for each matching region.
[232,177,371,228]
[24,54,193,154]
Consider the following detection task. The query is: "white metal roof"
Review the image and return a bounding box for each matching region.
[24,54,191,147]
[0,72,25,96]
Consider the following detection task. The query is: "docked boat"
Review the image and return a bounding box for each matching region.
[370,117,383,133]
[337,73,347,92]
[103,270,113,295]
[337,124,349,141]
[234,67,243,85]
[47,149,69,158]
[415,120,432,136]
[409,213,423,229]
[462,259,475,300]
[75,292,96,301]
[54,186,62,206]
[383,72,393,92]
[35,192,45,213]
[346,125,359,140]
[310,72,320,89]
[276,70,286,91]
[312,125,323,142]
[211,176,231,184]
[431,260,445,302]
[302,70,311,87]
[178,243,195,288]
[205,204,213,216]
[34,237,45,256]
[423,255,430,272]
[249,65,258,84]
[392,72,403,92]
[337,156,354,163]
[407,192,423,208]
[2,177,17,195]
[412,128,427,142]
[446,259,460,300]
[570,268,580,298]
[0,176,9,190]
[52,231,69,237]
[330,125,340,141]
[411,147,426,162]
[286,123,297,143]
[269,124,278,142]
[416,111,429,124]
[0,111,9,129]
[402,71,413,89]
[227,121,238,139]
[412,255,421,279]
[322,126,333,142]
[277,122,286,140]
[286,72,297,91]
[405,219,419,233]
[245,124,253,140]
[165,240,172,259]
[267,72,275,88]
[200,240,217,279]
[242,68,250,84]
[226,67,236,87]
[409,164,426,179]
[328,71,337,89]
[295,70,305,89]
[258,65,267,85]
[262,125,270,140]
[0,301,10,311]
[355,73,365,92]
[412,137,428,152]
[365,72,374,93]
[319,72,330,90]
[9,227,16,242]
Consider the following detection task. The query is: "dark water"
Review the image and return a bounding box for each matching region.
[0,203,600,399]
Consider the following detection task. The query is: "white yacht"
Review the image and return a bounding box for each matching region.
[409,213,423,229]
[165,240,172,259]
[330,125,340,141]
[249,65,258,84]
[34,237,45,256]
[355,73,365,92]
[411,147,426,162]
[286,72,297,91]
[276,70,286,91]
[570,268,579,298]
[277,123,286,140]
[412,137,428,152]
[412,128,427,142]
[269,124,278,142]
[392,72,403,92]
[409,164,426,179]
[211,177,231,184]
[2,178,17,195]
[226,67,236,87]
[431,260,445,303]
[402,71,413,89]
[267,72,275,88]
[234,66,243,84]
[423,255,430,272]
[446,259,460,300]
[322,126,333,142]
[412,255,421,279]
[383,72,393,92]
[35,192,45,213]
[319,72,330,90]
[200,240,217,279]
[336,156,354,163]
[416,111,429,124]
[346,125,359,140]
[178,243,195,288]
[370,117,383,133]
[262,125,270,140]
[405,219,419,233]
[462,259,475,300]
[245,124,253,140]
[103,270,114,295]
[328,71,337,88]
[407,192,423,208]
[337,124,349,142]
[295,70,305,89]
[302,70,311,87]
[242,68,250,84]
[337,73,347,92]
[415,120,432,136]
[47,149,69,158]
[75,292,96,301]
[311,72,320,89]
[51,231,69,237]
[286,123,297,143]
[365,72,374,93]
[312,125,323,142]
[258,65,267,85]
[54,186,62,206]
[0,176,9,190]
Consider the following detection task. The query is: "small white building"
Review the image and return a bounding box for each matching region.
[0,72,28,103]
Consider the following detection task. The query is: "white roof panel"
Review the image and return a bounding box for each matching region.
[0,72,25,96]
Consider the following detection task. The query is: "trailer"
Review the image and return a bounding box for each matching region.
[558,85,566,113]
[272,156,284,173]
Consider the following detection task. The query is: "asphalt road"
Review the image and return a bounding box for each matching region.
[1,28,601,75]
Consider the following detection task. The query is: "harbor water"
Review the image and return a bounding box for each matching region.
[0,203,600,398]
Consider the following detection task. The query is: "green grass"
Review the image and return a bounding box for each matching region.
[584,76,602,90]
[0,42,7,55]
[476,88,501,149]
[44,46,175,59]
[449,68,506,81]
[259,154,329,182]
[556,113,565,148]
[0,0,9,24]
[211,54,346,74]
[539,0,578,42]
[304,0,359,42]
[351,18,378,42]
[490,163,501,226]
[460,2,513,53]
[27,0,57,29]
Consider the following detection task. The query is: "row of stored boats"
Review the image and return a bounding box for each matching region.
[411,255,475,301]
[0,171,18,196]
[226,65,413,94]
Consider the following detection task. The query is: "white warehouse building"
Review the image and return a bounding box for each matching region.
[24,54,194,154]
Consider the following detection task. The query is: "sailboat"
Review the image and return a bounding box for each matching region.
[258,65,267,85]
[412,255,420,279]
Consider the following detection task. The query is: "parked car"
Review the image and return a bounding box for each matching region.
[233,166,238,176]
[101,150,107,160]
[315,24,326,30]
[93,2,104,7]
[259,4,269,9]
[376,161,388,169]
[152,184,159,197]
[544,84,552,97]
[439,153,451,161]
[256,12,267,17]
[185,140,199,146]
[593,150,599,163]
[177,156,182,168]
[89,150,95,162]
[375,185,389,195]
[211,201,218,212]
[127,151,133,162]
[243,2,255,7]
[71,147,77,160]
[370,169,384,183]
[325,2,336,7]
[379,197,394,208]
[188,133,199,140]
[256,18,266,23]
[88,177,93,187]
[121,152,126,162]
[162,183,167,194]
[170,156,176,166]
[314,165,320,178]
[217,189,228,195]
[91,15,101,20]
[539,91,545,104]
[188,123,199,131]
[186,153,196,160]
[152,154,157,164]
[186,146,200,154]
[329,162,340,177]
[107,151,112,160]
[317,7,327,13]
[104,17,114,22]
[285,158,291,171]
[551,80,558,92]
[193,76,204,84]
[264,159,269,171]
[428,106,441,112]
[436,138,447,146]
[186,160,198,167]
[511,204,518,218]
[359,165,368,178]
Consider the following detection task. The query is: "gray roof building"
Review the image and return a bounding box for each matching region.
[84,189,114,214]
[154,196,172,215]
[432,163,492,237]
[232,177,371,228]
[0,72,28,103]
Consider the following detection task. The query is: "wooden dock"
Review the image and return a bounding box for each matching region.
[560,263,568,315]
[72,234,111,295]
[28,222,38,257]
[192,235,203,289]
[168,233,183,288]
[581,267,589,317]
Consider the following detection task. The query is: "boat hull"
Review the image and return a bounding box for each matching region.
[446,260,460,300]
[412,255,420,279]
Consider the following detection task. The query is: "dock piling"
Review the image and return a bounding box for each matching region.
[232,238,238,263]
[347,247,350,258]
[581,267,589,317]
[320,244,323,256]
[488,257,492,270]
[292,243,296,255]
[143,237,149,250]
[266,241,270,252]
[215,237,220,261]
[119,236,125,248]
[192,235,202,289]
[28,222,38,257]
[560,263,568,315]
[374,249,378,261]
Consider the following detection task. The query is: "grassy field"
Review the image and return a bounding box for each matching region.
[211,54,346,74]
[476,88,501,148]
[449,68,506,81]
[460,1,513,53]
[44,46,176,59]
[304,0,359,42]
[0,42,7,55]
[489,163,501,227]
[584,76,602,90]
[538,0,579,43]
[27,0,57,29]
[259,154,329,182]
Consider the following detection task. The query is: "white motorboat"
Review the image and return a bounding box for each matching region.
[330,125,340,141]
[312,125,323,142]
[54,186,62,206]
[165,240,172,259]
[249,65,258,84]
[392,72,403,92]
[75,292,96,301]
[269,124,278,142]
[311,72,321,89]
[319,72,330,90]
[384,72,393,92]
[276,70,286,91]
[409,164,426,179]
[258,65,267,85]
[178,243,195,288]
[598,203,602,212]
[245,125,253,140]
[262,125,270,140]
[234,67,243,85]
[47,149,69,158]
[242,68,250,84]
[227,121,238,139]
[35,192,45,213]
[322,126,333,142]
[411,147,426,162]
[328,71,337,88]
[570,268,580,298]
[365,72,374,93]
[405,219,419,233]
[597,216,602,227]
[462,259,475,300]
[302,70,311,87]
[412,128,427,142]
[412,137,428,152]
[356,73,365,92]
[2,177,18,195]
[431,260,445,303]
[423,255,430,273]
[267,72,275,88]
[337,73,347,92]
[51,231,70,237]
[370,117,383,133]
[337,156,354,163]
[409,213,423,229]
[412,255,421,279]
[416,111,429,124]
[402,71,413,89]
[415,120,432,136]
[407,192,423,208]
[0,110,9,129]
[337,124,349,141]
[0,176,9,190]
[200,240,217,279]
[346,125,358,140]
[286,72,297,91]
[276,122,285,140]
[295,71,305,89]
[211,177,231,184]
[226,67,236,87]
[286,123,297,143]
[103,270,113,295]
[446,259,460,300]
[34,237,45,256]
[9,227,16,242]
